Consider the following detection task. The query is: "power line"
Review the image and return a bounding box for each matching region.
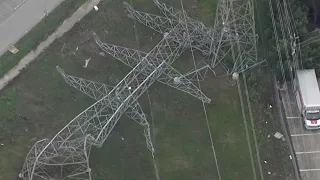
[180,1,222,179]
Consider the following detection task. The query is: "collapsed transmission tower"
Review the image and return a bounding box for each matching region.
[126,0,264,74]
[19,3,210,180]
[19,0,263,179]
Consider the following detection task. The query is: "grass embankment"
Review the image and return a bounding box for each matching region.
[0,0,293,179]
[0,0,87,77]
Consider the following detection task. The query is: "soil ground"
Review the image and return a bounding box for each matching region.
[0,0,294,179]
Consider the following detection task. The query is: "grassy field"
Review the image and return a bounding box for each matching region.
[0,0,87,77]
[0,0,293,179]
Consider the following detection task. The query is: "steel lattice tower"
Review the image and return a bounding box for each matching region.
[19,3,210,180]
[127,0,264,74]
[211,0,262,73]
[19,0,262,179]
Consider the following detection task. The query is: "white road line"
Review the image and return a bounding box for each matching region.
[296,151,320,155]
[300,169,320,172]
[291,132,320,137]
[286,116,300,119]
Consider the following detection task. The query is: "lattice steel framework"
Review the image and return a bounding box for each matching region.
[211,0,263,73]
[19,0,263,179]
[127,0,264,74]
[19,3,210,179]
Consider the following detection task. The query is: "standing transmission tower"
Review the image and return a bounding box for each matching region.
[211,0,262,73]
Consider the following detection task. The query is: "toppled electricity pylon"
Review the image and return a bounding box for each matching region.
[126,0,265,74]
[19,4,210,180]
[19,0,262,179]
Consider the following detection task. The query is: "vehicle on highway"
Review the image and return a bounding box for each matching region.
[294,69,320,129]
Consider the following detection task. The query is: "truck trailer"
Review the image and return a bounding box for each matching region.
[293,69,320,129]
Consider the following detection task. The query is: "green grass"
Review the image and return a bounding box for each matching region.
[0,0,87,77]
[0,0,293,179]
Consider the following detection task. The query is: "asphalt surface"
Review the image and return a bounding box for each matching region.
[0,0,25,23]
[0,0,64,55]
[281,82,320,180]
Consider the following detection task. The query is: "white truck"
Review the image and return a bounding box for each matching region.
[294,69,320,129]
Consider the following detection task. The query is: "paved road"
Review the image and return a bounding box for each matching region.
[0,0,64,55]
[280,82,320,180]
[0,0,100,90]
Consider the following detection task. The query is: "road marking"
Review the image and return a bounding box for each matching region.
[296,151,320,155]
[300,169,320,172]
[291,132,320,137]
[286,116,300,119]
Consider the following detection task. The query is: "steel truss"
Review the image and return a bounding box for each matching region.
[19,0,263,179]
[20,7,210,180]
[212,0,263,73]
[126,0,264,74]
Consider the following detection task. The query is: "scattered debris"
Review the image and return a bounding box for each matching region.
[8,46,19,54]
[274,132,285,141]
[83,57,91,68]
[60,43,66,52]
[99,52,106,57]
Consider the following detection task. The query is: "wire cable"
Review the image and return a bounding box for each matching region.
[180,1,222,179]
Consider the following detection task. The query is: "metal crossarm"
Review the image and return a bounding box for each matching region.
[94,34,210,103]
[56,66,148,120]
[124,2,177,34]
[57,67,155,154]
[152,0,181,19]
